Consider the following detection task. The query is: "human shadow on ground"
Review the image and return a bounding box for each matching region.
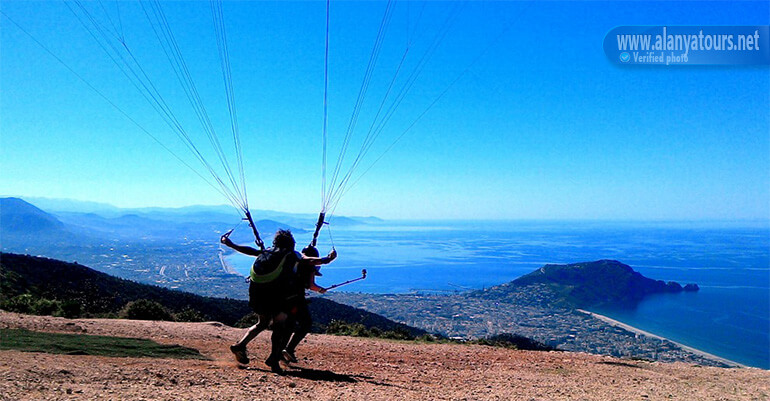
[288,367,399,388]
[285,366,357,383]
[239,365,395,387]
[596,361,645,369]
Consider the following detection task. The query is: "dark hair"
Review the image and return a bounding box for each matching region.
[272,229,295,250]
[301,245,319,257]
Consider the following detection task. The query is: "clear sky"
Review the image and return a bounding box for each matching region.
[1,0,768,220]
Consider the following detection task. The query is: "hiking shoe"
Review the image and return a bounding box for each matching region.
[265,357,284,375]
[229,344,249,365]
[282,349,298,363]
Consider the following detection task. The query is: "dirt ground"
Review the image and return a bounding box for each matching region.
[1,311,768,401]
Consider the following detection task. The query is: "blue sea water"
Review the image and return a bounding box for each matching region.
[226,220,770,369]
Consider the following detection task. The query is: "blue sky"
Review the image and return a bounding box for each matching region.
[1,1,768,220]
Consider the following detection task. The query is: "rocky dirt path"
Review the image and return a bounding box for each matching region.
[1,312,768,401]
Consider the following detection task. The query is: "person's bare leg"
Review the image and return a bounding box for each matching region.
[284,302,311,362]
[230,314,270,364]
[265,312,289,373]
[235,314,270,347]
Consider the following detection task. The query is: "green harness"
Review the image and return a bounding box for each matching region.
[249,252,295,284]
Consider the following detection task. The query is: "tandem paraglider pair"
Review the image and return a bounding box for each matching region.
[222,229,340,374]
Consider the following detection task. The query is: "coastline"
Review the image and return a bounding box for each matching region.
[576,309,747,369]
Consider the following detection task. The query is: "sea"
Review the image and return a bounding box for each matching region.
[226,220,770,369]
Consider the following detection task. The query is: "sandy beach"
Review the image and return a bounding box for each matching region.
[576,309,747,368]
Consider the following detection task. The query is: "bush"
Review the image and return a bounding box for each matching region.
[32,298,61,316]
[235,312,260,328]
[175,307,206,322]
[380,327,414,341]
[472,333,555,351]
[58,300,83,319]
[120,299,174,321]
[324,320,415,341]
[416,334,436,342]
[325,320,368,336]
[368,326,382,337]
[0,294,66,317]
[0,294,36,314]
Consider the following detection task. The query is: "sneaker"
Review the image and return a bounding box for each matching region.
[229,344,249,365]
[282,349,298,363]
[265,357,284,375]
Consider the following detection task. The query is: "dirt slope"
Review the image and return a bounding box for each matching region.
[1,311,767,401]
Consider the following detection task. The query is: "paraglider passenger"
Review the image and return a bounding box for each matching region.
[282,245,328,363]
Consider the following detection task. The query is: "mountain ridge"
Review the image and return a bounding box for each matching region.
[0,197,66,232]
[10,196,381,226]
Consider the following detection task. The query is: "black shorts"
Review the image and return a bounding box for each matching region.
[248,281,289,316]
[285,294,307,316]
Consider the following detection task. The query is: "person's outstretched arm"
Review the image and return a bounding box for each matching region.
[220,235,262,256]
[303,248,337,266]
[308,275,327,294]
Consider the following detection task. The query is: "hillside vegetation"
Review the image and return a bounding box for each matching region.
[0,252,423,336]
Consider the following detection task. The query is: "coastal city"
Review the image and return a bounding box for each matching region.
[327,286,734,368]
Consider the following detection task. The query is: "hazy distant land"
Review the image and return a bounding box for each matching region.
[0,197,757,367]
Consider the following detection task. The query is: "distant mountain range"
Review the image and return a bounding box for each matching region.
[0,196,378,251]
[0,252,424,336]
[12,196,383,226]
[0,196,385,300]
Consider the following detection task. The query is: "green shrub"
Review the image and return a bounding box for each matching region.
[235,312,260,328]
[1,294,37,314]
[325,320,367,336]
[471,333,555,351]
[324,320,415,341]
[380,327,414,341]
[0,294,66,317]
[32,298,61,316]
[175,307,206,322]
[368,326,382,337]
[58,300,83,319]
[416,334,438,342]
[120,299,174,321]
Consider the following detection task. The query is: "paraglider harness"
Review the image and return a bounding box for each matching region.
[247,248,298,314]
[230,210,365,294]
